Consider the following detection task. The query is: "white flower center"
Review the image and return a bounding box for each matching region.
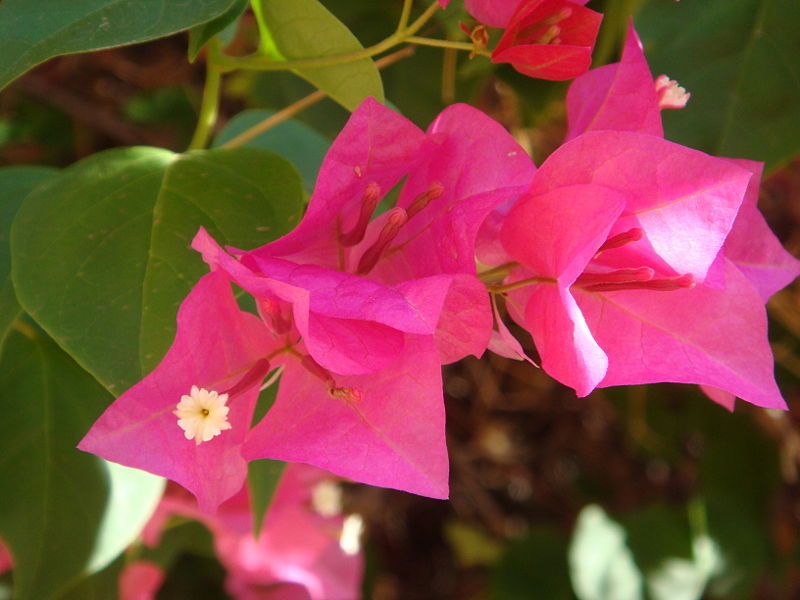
[174,385,232,445]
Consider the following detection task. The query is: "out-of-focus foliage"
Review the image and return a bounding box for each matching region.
[637,0,800,172]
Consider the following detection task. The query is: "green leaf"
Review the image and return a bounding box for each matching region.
[0,327,163,600]
[188,0,248,62]
[621,504,719,600]
[246,378,284,535]
[12,146,303,395]
[12,147,175,393]
[140,520,216,568]
[251,0,384,110]
[57,557,123,600]
[622,505,693,576]
[214,109,330,192]
[490,526,572,600]
[445,521,503,568]
[247,459,287,537]
[637,0,800,171]
[138,147,303,373]
[0,166,58,345]
[0,0,241,91]
[569,505,644,600]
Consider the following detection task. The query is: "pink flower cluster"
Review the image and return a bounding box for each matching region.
[80,23,797,515]
[78,18,798,595]
[121,464,363,600]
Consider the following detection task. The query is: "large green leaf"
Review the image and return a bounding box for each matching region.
[12,146,303,394]
[0,327,163,600]
[252,0,384,110]
[214,109,331,192]
[637,0,800,171]
[58,557,123,600]
[248,459,286,537]
[0,166,58,345]
[0,0,240,91]
[188,0,248,62]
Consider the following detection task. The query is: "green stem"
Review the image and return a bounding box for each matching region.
[220,46,415,148]
[396,0,415,34]
[212,1,447,73]
[478,261,519,283]
[489,275,553,294]
[188,39,223,150]
[404,0,443,37]
[406,36,490,55]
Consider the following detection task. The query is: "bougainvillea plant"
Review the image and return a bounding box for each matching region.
[1,0,799,598]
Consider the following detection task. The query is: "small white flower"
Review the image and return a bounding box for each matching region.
[174,385,232,445]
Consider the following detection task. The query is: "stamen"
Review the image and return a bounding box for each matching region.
[258,297,292,334]
[594,228,644,256]
[300,355,333,384]
[339,182,381,247]
[574,267,654,288]
[406,182,444,219]
[221,358,272,398]
[516,8,573,45]
[356,207,408,275]
[328,384,364,404]
[655,74,690,109]
[535,24,562,45]
[581,273,695,293]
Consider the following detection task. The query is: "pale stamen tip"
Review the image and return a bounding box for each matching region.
[174,386,232,445]
[655,74,690,109]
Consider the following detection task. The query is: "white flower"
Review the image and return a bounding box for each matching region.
[174,385,232,445]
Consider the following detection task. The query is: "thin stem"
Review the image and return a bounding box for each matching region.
[406,36,488,55]
[221,47,415,148]
[188,38,223,150]
[221,89,326,148]
[477,261,519,282]
[404,1,443,37]
[489,275,552,294]
[211,1,442,73]
[396,0,415,34]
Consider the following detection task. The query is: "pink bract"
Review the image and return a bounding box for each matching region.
[190,98,534,499]
[555,21,800,407]
[142,465,363,600]
[566,21,662,139]
[78,272,279,512]
[500,129,789,408]
[492,0,602,81]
